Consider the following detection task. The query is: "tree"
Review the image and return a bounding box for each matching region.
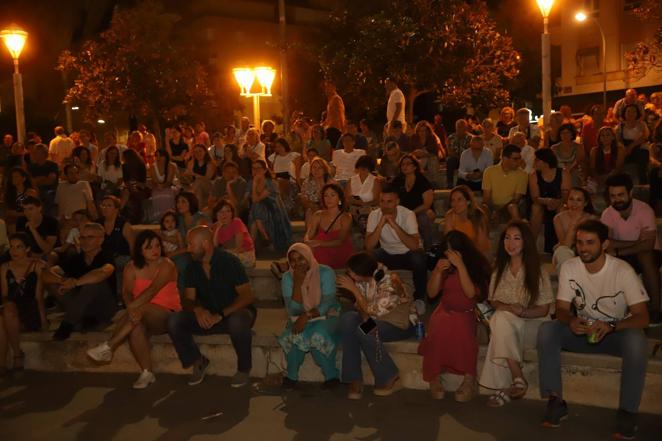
[57,0,214,138]
[317,0,520,119]
[625,0,662,80]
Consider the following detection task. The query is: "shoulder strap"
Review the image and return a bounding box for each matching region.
[324,211,344,234]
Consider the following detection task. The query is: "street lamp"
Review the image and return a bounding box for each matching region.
[536,0,555,129]
[1,25,28,144]
[575,11,607,111]
[233,66,276,129]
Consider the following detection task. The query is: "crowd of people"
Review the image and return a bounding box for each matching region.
[0,83,661,439]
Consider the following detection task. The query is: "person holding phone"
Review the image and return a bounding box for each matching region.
[419,230,490,402]
[277,243,341,390]
[537,220,649,438]
[337,252,414,400]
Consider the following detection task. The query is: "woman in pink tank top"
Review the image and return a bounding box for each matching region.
[86,230,181,389]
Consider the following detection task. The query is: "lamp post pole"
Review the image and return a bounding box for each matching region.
[253,95,261,130]
[541,16,552,128]
[598,21,607,110]
[11,58,26,143]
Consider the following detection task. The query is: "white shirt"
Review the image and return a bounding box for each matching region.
[387,88,406,128]
[55,180,93,218]
[209,144,225,162]
[350,173,377,202]
[268,151,300,178]
[243,142,266,161]
[98,161,123,184]
[49,135,76,164]
[366,205,420,255]
[300,162,311,180]
[509,124,542,144]
[521,145,535,174]
[557,255,649,321]
[332,148,366,181]
[458,148,493,181]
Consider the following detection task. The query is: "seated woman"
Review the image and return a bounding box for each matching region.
[345,155,380,232]
[278,243,341,389]
[304,183,353,269]
[149,149,178,223]
[443,185,491,256]
[479,221,553,407]
[617,103,650,184]
[392,154,436,249]
[409,121,444,187]
[420,230,490,402]
[244,159,292,254]
[529,148,571,253]
[72,146,98,183]
[0,233,48,376]
[299,157,334,227]
[175,192,208,240]
[589,126,625,191]
[3,167,38,232]
[98,145,123,198]
[552,187,597,271]
[212,200,255,268]
[268,138,300,214]
[307,124,332,162]
[185,144,216,211]
[551,123,585,186]
[337,252,414,399]
[86,230,181,389]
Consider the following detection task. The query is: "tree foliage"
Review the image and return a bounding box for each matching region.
[317,0,520,116]
[625,0,662,79]
[57,0,213,129]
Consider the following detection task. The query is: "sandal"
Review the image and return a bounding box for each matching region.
[487,390,511,408]
[13,351,25,371]
[509,377,528,400]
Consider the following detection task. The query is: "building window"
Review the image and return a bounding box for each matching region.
[576,46,601,76]
[623,0,641,11]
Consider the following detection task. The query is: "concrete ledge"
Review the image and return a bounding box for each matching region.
[17,308,662,414]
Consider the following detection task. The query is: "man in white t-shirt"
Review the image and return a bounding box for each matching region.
[49,126,76,166]
[55,164,97,221]
[331,133,366,184]
[242,128,266,162]
[365,185,427,301]
[537,220,649,438]
[600,173,661,326]
[509,131,535,174]
[507,108,541,147]
[385,78,406,132]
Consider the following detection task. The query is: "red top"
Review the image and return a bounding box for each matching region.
[132,279,181,312]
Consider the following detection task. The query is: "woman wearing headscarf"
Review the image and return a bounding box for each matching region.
[277,243,341,389]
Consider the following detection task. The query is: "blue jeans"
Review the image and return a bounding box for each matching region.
[372,248,428,300]
[537,320,648,413]
[167,308,256,373]
[340,311,414,386]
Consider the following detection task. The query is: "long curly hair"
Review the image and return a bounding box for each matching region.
[438,230,491,301]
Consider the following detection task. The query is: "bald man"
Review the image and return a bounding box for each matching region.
[614,88,644,122]
[167,226,257,387]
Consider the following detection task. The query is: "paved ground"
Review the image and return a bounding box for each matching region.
[1,372,660,441]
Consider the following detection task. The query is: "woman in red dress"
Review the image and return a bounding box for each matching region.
[303,183,353,269]
[419,230,491,402]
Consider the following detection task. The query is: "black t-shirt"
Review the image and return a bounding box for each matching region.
[15,215,59,254]
[392,173,433,211]
[28,160,60,190]
[61,250,115,292]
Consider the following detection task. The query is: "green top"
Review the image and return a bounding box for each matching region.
[184,248,251,314]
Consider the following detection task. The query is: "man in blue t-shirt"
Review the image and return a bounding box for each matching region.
[167,226,257,387]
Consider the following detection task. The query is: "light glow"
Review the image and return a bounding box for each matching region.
[575,11,588,22]
[536,0,555,18]
[254,67,276,95]
[233,68,255,96]
[97,119,106,124]
[0,26,28,60]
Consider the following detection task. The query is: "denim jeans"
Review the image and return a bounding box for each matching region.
[167,308,256,373]
[537,320,648,413]
[340,311,414,386]
[372,248,428,300]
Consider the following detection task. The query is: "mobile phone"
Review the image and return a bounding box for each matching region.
[359,318,377,335]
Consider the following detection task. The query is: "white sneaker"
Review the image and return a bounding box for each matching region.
[87,342,113,363]
[132,370,156,389]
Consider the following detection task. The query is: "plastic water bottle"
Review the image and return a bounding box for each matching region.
[414,299,426,341]
[415,320,425,341]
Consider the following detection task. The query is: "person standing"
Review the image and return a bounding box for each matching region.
[48,126,76,166]
[322,81,346,148]
[385,78,406,132]
[167,226,256,387]
[537,220,649,440]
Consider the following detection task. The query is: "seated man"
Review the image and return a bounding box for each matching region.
[208,161,248,218]
[507,107,541,147]
[377,141,402,184]
[167,226,257,387]
[15,196,59,259]
[55,164,97,222]
[365,185,427,303]
[600,173,661,325]
[537,220,649,439]
[44,222,116,340]
[481,144,527,223]
[457,135,493,192]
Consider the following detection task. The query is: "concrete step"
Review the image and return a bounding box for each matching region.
[18,307,662,414]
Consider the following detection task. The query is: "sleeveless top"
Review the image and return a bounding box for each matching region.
[6,268,38,304]
[536,168,563,212]
[193,160,208,176]
[595,145,617,175]
[546,130,560,146]
[132,278,181,312]
[619,122,644,147]
[350,173,377,202]
[552,143,577,169]
[102,216,131,257]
